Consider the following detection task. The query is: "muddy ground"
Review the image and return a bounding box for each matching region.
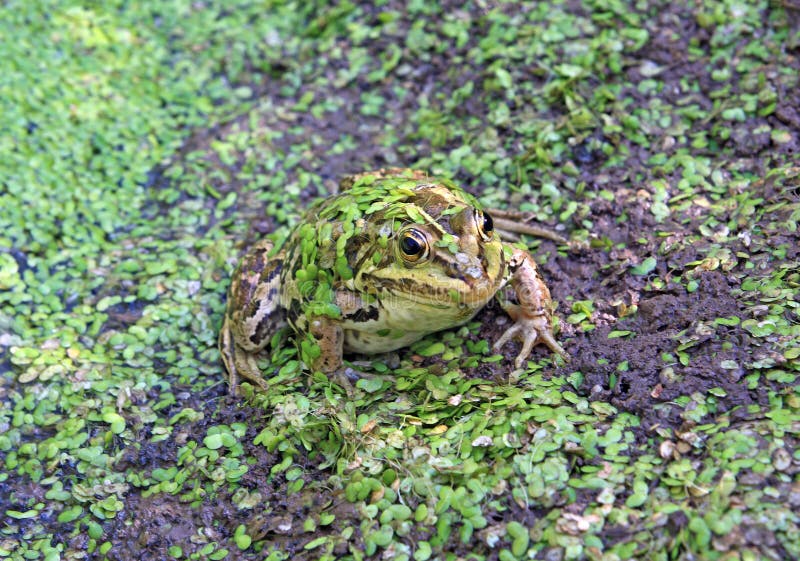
[3,1,799,560]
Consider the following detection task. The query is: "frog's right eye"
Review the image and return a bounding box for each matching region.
[475,209,494,242]
[398,228,430,264]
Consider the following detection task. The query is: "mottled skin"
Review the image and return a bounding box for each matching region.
[220,169,567,393]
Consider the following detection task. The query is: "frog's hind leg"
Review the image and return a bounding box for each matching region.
[219,319,269,393]
[220,240,286,394]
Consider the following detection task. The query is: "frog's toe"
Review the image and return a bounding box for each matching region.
[493,322,522,353]
[328,365,380,397]
[494,316,568,368]
[539,331,569,361]
[329,368,357,397]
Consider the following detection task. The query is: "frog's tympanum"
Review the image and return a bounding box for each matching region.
[220,168,567,393]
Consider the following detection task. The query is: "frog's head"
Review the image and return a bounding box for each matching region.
[356,177,506,312]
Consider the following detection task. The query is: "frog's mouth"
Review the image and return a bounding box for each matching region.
[363,251,504,309]
[372,276,497,308]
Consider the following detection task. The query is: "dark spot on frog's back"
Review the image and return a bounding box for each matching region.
[343,306,380,323]
[346,233,370,268]
[410,191,453,225]
[248,246,271,272]
[265,261,281,283]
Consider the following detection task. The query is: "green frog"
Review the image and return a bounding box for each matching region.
[219,168,567,393]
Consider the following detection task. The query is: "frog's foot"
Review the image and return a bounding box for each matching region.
[220,322,270,395]
[327,365,379,397]
[494,304,569,368]
[330,367,356,397]
[229,350,270,395]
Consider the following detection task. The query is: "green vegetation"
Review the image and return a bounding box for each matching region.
[1,1,798,560]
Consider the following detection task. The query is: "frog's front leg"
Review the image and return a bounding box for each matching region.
[306,289,381,395]
[308,316,344,373]
[307,315,363,396]
[494,247,568,367]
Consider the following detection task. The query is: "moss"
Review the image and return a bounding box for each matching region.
[1,1,798,560]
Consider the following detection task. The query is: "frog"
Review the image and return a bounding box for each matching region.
[219,168,567,394]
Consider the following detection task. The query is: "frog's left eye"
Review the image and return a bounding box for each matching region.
[475,209,494,242]
[398,228,430,264]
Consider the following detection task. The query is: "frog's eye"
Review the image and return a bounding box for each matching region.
[475,209,494,242]
[398,228,430,264]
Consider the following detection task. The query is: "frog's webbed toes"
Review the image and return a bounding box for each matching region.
[494,316,568,368]
[327,366,380,397]
[329,368,355,397]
